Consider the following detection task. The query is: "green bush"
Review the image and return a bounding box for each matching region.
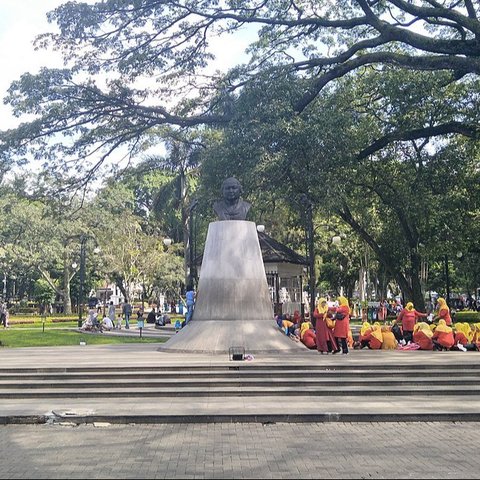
[454,311,480,323]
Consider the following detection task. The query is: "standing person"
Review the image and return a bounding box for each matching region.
[108,301,116,324]
[332,296,351,355]
[397,302,428,344]
[136,307,145,329]
[122,301,132,329]
[0,302,8,328]
[434,297,452,326]
[185,285,195,324]
[313,298,337,354]
[115,313,123,330]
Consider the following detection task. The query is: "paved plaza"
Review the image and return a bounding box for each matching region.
[1,421,479,479]
[1,337,480,478]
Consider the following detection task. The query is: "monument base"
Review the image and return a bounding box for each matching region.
[159,220,304,354]
[158,320,303,354]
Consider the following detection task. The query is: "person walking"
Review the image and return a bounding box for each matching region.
[122,301,132,329]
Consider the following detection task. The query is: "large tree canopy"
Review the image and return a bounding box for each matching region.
[1,0,480,185]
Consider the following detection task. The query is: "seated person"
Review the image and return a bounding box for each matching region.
[155,312,166,327]
[381,325,398,350]
[413,322,434,350]
[146,307,157,324]
[432,319,455,351]
[82,316,93,331]
[390,319,404,344]
[300,320,316,349]
[368,323,383,349]
[453,322,476,351]
[357,321,372,349]
[101,315,114,331]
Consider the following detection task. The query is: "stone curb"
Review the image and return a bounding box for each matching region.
[2,412,480,425]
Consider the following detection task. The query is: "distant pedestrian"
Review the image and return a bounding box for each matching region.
[185,285,195,324]
[108,301,116,323]
[0,302,9,328]
[116,313,122,330]
[122,301,133,329]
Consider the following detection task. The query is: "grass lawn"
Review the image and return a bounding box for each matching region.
[0,329,166,348]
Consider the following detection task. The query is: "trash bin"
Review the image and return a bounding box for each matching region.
[229,346,245,361]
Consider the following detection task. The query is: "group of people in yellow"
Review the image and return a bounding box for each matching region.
[358,297,480,352]
[277,295,479,353]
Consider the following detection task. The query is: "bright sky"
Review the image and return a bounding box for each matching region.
[0,0,254,131]
[0,0,68,130]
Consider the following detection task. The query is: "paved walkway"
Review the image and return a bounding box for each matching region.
[1,343,480,478]
[1,422,478,479]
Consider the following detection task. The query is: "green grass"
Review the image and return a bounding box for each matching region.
[0,329,166,348]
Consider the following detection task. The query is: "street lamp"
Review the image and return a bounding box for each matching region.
[188,199,199,287]
[299,194,315,317]
[77,236,87,328]
[76,237,100,328]
[163,237,172,248]
[256,224,265,233]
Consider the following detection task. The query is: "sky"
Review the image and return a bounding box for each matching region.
[0,0,254,131]
[0,0,68,130]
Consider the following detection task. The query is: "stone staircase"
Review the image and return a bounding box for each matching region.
[1,361,480,424]
[1,364,480,398]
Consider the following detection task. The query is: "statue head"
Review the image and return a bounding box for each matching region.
[221,177,242,203]
[214,177,251,220]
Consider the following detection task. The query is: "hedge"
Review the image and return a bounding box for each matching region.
[454,311,480,323]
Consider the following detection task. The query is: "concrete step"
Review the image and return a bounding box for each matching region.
[0,367,478,380]
[1,384,479,398]
[1,375,479,389]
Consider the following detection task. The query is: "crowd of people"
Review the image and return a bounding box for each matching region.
[276,295,480,354]
[276,295,355,355]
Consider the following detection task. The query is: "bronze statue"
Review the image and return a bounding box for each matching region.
[213,177,251,221]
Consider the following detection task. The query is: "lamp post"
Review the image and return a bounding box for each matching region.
[188,199,199,287]
[300,194,315,317]
[76,238,100,328]
[77,236,87,328]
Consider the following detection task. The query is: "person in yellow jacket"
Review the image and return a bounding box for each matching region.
[381,325,398,350]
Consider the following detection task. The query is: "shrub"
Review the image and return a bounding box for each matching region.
[454,311,480,323]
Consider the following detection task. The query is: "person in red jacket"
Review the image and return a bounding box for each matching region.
[332,296,351,354]
[434,297,452,326]
[413,322,434,350]
[300,320,316,349]
[397,302,427,344]
[313,298,337,354]
[432,319,455,350]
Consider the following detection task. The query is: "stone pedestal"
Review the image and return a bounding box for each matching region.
[159,221,301,353]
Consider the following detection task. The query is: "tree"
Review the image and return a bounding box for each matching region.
[2,0,479,186]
